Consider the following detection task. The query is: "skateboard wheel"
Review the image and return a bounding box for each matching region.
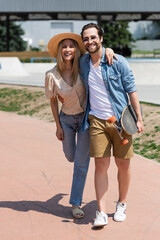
[107,116,117,123]
[120,139,129,146]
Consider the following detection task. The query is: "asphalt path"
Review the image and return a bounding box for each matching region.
[0,111,160,240]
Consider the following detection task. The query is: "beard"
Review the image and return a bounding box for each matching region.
[86,44,101,53]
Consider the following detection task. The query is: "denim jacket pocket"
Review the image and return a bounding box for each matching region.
[109,74,121,81]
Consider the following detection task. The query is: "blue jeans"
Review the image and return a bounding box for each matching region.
[59,111,90,206]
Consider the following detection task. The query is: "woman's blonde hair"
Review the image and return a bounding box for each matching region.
[56,39,81,84]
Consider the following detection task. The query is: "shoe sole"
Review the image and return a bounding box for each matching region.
[113,217,126,222]
[93,223,108,228]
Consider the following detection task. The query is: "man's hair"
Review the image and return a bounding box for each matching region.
[80,23,103,39]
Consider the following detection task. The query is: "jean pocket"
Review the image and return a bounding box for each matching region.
[60,111,67,117]
[59,111,67,121]
[88,114,94,120]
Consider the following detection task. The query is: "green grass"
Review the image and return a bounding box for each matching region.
[0,87,46,116]
[154,126,160,132]
[140,101,160,107]
[132,50,154,54]
[133,138,160,163]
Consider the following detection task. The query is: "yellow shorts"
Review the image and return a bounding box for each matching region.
[88,115,134,159]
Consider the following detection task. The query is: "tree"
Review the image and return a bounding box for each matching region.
[101,21,135,57]
[0,21,27,51]
[153,21,160,39]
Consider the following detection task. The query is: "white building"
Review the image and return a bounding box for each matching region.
[18,20,96,50]
[18,20,160,51]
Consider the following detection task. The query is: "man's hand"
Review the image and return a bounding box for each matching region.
[137,120,144,133]
[128,92,144,134]
[58,94,64,104]
[105,48,118,65]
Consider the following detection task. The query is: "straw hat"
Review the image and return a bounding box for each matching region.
[48,33,86,58]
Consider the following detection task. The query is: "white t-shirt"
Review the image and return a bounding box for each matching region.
[88,60,115,120]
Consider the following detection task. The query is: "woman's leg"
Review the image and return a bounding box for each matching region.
[60,112,90,216]
[69,127,90,206]
[60,112,76,163]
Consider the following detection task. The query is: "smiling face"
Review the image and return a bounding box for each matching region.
[61,39,76,62]
[82,27,103,54]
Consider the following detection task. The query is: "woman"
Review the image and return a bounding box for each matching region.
[45,33,114,218]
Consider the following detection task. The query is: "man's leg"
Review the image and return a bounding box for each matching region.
[92,157,110,227]
[114,157,131,222]
[115,157,131,203]
[94,157,110,212]
[88,115,111,227]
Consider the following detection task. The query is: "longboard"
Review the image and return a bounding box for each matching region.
[121,104,142,135]
[107,104,142,145]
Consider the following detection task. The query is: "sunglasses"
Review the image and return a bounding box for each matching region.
[82,36,99,42]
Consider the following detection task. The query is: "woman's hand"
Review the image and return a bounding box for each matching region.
[105,48,118,65]
[56,126,64,141]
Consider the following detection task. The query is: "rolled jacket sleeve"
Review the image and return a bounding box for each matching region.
[119,57,137,93]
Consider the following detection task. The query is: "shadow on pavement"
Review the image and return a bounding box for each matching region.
[0,193,114,225]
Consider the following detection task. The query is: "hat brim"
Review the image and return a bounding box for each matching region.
[48,33,86,58]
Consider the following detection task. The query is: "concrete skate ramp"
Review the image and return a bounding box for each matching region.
[128,59,160,85]
[0,57,29,76]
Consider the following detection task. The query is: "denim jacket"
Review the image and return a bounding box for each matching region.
[80,47,137,131]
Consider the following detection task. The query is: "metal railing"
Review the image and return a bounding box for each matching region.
[30,57,56,63]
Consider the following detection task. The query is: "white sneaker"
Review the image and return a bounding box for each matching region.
[113,202,126,222]
[93,211,108,227]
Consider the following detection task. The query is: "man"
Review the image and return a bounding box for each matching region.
[80,23,143,227]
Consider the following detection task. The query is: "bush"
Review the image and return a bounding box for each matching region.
[101,21,135,57]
